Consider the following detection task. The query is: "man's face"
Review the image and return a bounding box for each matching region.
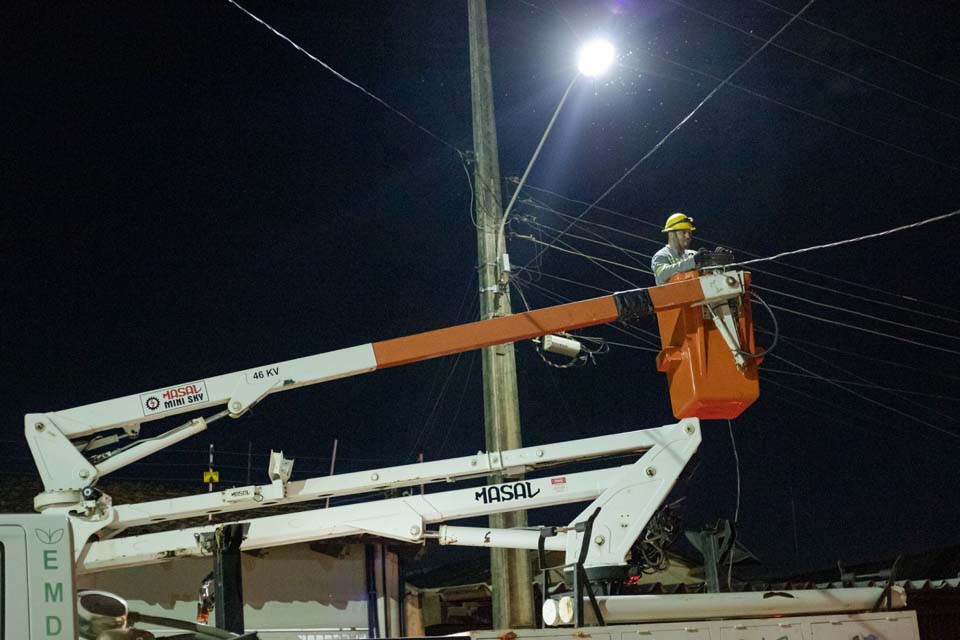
[673,229,693,250]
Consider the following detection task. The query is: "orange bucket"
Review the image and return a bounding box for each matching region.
[654,272,760,419]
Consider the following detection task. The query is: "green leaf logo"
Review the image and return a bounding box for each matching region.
[35,528,65,545]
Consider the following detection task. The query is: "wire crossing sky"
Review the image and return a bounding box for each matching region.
[729,208,960,267]
[226,0,464,156]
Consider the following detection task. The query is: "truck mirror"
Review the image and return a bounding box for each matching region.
[78,590,129,640]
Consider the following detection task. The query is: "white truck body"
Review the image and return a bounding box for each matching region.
[1,513,78,639]
[1,513,923,639]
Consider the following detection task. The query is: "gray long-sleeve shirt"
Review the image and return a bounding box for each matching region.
[651,245,696,285]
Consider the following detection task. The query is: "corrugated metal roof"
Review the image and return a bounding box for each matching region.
[621,578,960,594]
[411,578,960,598]
[813,578,960,591]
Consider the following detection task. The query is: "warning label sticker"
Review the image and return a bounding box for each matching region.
[550,476,567,492]
[140,380,209,416]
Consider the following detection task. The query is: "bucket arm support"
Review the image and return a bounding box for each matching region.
[75,419,700,573]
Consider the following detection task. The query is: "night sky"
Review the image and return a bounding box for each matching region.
[5,1,960,579]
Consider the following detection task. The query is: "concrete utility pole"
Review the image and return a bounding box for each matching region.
[467,0,535,629]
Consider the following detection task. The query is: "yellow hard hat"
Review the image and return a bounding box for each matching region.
[662,212,695,233]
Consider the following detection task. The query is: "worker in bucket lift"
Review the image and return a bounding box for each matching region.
[651,212,704,285]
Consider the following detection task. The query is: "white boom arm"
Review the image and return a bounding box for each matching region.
[74,419,700,574]
[23,272,745,582]
[25,273,744,511]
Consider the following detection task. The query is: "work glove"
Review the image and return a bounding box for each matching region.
[679,252,699,271]
[693,250,708,268]
[710,246,736,266]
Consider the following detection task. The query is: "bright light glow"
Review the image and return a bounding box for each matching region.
[577,39,615,77]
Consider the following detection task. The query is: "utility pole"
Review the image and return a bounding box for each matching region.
[468,0,535,629]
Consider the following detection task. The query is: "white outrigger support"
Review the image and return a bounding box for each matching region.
[73,419,700,575]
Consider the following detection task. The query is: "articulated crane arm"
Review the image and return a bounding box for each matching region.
[76,419,701,575]
[25,272,745,517]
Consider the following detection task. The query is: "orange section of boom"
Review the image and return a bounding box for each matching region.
[647,276,707,310]
[372,296,620,369]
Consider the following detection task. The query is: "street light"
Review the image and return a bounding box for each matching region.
[498,40,616,254]
[577,39,616,77]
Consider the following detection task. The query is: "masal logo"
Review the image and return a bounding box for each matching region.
[140,380,208,415]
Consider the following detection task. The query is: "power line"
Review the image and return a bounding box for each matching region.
[522,199,664,248]
[524,210,656,272]
[768,332,960,384]
[521,221,960,368]
[517,218,654,279]
[516,230,960,358]
[517,234,650,279]
[514,182,661,233]
[754,285,960,343]
[547,234,647,287]
[751,0,960,90]
[521,267,610,294]
[731,208,960,268]
[515,181,960,317]
[746,261,960,326]
[515,0,581,41]
[763,368,960,401]
[515,205,960,433]
[773,335,960,425]
[522,0,815,269]
[630,53,960,173]
[768,303,960,356]
[725,76,960,173]
[435,350,479,458]
[517,256,960,415]
[661,0,960,122]
[511,278,534,314]
[583,339,661,353]
[524,197,960,326]
[527,206,960,345]
[761,378,909,444]
[555,218,946,366]
[768,353,960,440]
[598,322,665,350]
[521,217,653,259]
[538,209,960,384]
[463,152,481,230]
[226,0,464,157]
[726,418,740,591]
[404,277,479,461]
